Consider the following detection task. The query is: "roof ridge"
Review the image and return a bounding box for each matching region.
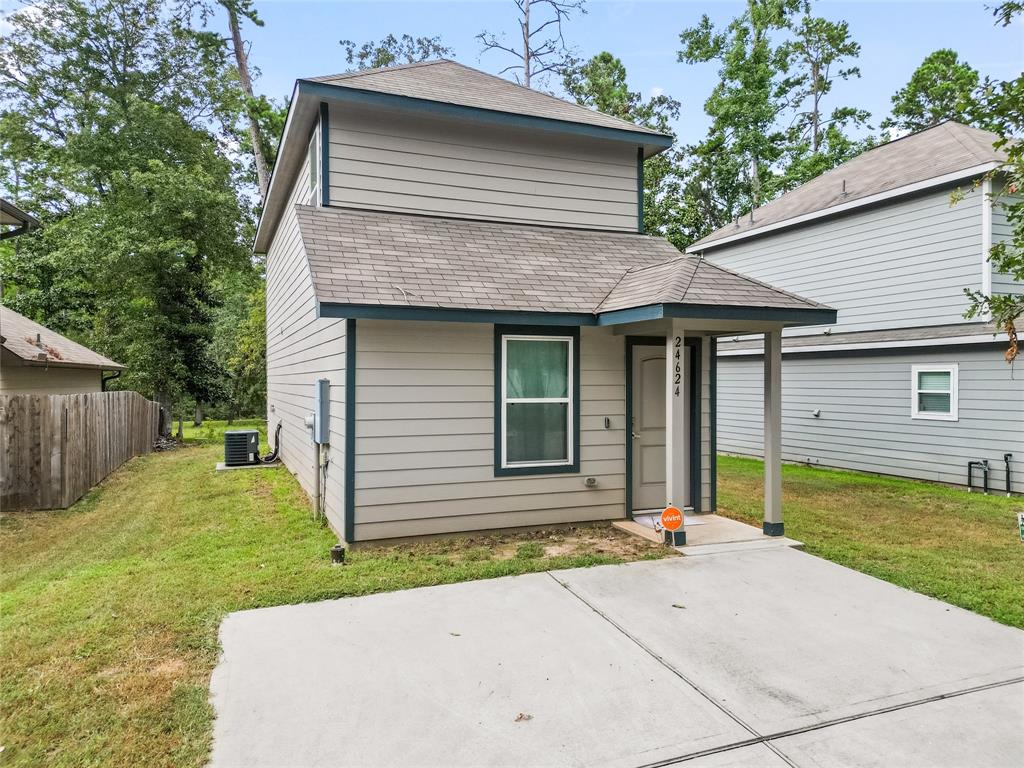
[448,59,663,136]
[306,58,668,138]
[309,58,447,83]
[672,257,703,304]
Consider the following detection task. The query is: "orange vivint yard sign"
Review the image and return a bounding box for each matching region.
[661,506,683,531]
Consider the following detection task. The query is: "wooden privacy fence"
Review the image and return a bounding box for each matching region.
[0,391,161,510]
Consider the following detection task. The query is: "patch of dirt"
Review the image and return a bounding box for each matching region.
[440,523,671,563]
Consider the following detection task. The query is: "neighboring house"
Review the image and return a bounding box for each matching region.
[688,122,1023,495]
[0,306,124,395]
[257,59,835,544]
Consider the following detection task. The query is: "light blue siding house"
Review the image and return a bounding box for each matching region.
[688,122,1023,494]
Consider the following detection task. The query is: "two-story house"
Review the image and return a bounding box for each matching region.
[688,122,1022,495]
[256,59,836,545]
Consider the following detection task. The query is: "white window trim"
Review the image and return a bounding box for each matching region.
[307,127,321,205]
[500,334,574,469]
[911,364,959,421]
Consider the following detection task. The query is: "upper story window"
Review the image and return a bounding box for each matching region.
[911,364,958,421]
[495,327,579,476]
[307,128,320,205]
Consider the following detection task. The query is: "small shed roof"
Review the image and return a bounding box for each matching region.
[294,205,832,325]
[0,306,124,370]
[307,59,670,140]
[690,122,1006,252]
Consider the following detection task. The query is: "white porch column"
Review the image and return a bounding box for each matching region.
[665,322,686,545]
[763,330,784,536]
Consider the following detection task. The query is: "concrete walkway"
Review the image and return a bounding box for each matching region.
[209,548,1024,768]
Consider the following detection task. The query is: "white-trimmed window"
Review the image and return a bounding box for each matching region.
[911,364,958,421]
[497,330,577,474]
[307,128,320,204]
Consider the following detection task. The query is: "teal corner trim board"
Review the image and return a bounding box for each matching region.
[636,146,645,234]
[343,318,356,543]
[296,80,674,151]
[709,336,718,512]
[493,325,581,477]
[688,339,702,514]
[319,102,330,207]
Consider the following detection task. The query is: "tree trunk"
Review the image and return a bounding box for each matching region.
[193,403,204,427]
[811,62,821,153]
[155,390,173,437]
[227,7,270,200]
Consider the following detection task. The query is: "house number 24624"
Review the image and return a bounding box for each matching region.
[673,336,682,397]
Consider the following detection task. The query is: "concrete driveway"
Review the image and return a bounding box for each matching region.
[209,547,1024,768]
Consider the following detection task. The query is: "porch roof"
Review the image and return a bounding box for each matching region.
[297,205,836,327]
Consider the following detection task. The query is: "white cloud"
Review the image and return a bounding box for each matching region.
[649,86,664,98]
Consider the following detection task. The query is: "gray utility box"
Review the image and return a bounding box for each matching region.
[224,430,260,467]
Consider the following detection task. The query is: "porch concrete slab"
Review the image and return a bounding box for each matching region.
[555,548,1024,735]
[209,572,750,768]
[678,537,803,556]
[772,682,1024,768]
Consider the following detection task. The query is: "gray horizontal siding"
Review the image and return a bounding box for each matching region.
[265,151,347,535]
[327,105,638,232]
[992,194,1023,296]
[716,347,1024,493]
[703,187,985,335]
[352,321,626,540]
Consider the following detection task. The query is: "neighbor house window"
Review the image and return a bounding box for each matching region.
[911,365,958,421]
[495,327,579,475]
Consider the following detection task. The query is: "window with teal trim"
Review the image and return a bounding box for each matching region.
[495,326,580,476]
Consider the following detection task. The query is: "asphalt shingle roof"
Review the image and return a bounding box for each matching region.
[306,59,668,139]
[0,306,123,369]
[691,121,1006,250]
[294,206,828,316]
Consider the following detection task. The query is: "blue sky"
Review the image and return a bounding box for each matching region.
[242,0,1023,144]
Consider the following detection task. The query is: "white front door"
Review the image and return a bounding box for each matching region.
[631,343,690,512]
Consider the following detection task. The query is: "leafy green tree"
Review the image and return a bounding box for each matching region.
[884,49,982,132]
[339,34,453,70]
[0,0,252,409]
[780,11,871,187]
[563,52,683,244]
[965,4,1024,357]
[677,0,801,242]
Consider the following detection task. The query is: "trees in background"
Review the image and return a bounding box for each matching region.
[340,34,453,69]
[1,0,1018,414]
[965,4,1024,354]
[884,49,983,133]
[478,0,586,89]
[563,52,685,246]
[780,12,871,188]
[0,0,253,412]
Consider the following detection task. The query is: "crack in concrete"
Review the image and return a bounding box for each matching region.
[546,570,1023,768]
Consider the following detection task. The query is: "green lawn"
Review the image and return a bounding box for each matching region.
[716,454,1024,628]
[0,428,665,768]
[3,436,1021,766]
